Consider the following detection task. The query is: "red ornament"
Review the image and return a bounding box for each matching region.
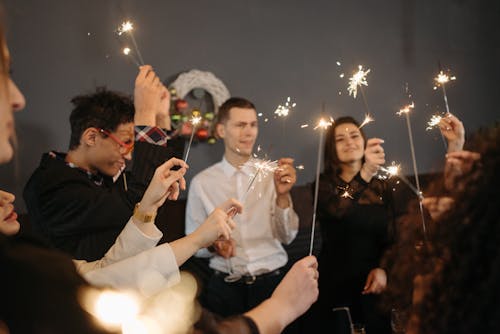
[175,99,188,110]
[195,128,209,141]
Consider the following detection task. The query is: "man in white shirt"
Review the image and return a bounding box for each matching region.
[185,97,299,317]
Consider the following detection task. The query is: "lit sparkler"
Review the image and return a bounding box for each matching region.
[426,114,443,131]
[309,117,334,255]
[347,65,370,99]
[433,70,456,115]
[359,114,374,129]
[116,20,144,66]
[182,113,203,164]
[274,96,297,117]
[378,162,422,198]
[397,99,428,239]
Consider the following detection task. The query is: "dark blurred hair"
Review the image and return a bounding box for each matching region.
[216,97,255,125]
[323,116,367,176]
[0,234,112,333]
[385,124,500,333]
[68,87,134,150]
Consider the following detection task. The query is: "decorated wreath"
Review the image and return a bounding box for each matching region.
[168,69,230,143]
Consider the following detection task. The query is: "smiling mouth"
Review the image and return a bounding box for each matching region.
[5,210,18,222]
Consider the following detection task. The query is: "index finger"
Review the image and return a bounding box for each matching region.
[219,198,243,215]
[161,157,189,171]
[136,65,153,83]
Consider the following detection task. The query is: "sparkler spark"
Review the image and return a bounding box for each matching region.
[301,124,309,128]
[426,114,443,131]
[117,21,134,35]
[359,114,374,129]
[397,102,415,116]
[378,162,401,180]
[115,20,144,66]
[434,70,456,85]
[123,47,131,55]
[274,97,297,117]
[348,65,371,98]
[314,117,334,130]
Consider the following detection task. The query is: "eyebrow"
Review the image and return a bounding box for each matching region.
[336,130,360,137]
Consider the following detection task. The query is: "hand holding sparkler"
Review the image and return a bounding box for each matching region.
[274,158,297,208]
[438,113,465,153]
[138,158,189,216]
[196,198,242,252]
[134,65,167,126]
[361,138,386,181]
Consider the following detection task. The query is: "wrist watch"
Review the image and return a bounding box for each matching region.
[133,203,157,223]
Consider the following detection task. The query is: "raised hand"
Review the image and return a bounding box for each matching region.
[134,65,166,126]
[361,138,385,181]
[439,113,465,153]
[274,158,297,208]
[139,157,188,213]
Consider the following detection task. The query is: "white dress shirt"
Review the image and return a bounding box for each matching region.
[185,157,299,276]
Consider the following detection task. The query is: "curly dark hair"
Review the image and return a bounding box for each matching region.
[384,124,500,333]
[68,87,134,150]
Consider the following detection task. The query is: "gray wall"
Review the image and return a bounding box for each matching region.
[1,0,499,210]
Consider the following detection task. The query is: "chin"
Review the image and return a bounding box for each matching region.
[0,143,13,164]
[0,221,21,236]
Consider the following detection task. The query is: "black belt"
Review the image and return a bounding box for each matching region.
[214,268,283,285]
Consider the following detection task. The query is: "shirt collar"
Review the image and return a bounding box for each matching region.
[221,156,254,178]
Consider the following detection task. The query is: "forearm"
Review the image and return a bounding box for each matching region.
[272,199,299,245]
[169,233,203,266]
[245,298,289,334]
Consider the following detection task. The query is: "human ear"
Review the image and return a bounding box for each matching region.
[81,128,99,147]
[216,123,225,139]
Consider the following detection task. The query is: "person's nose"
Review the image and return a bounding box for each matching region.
[123,150,132,161]
[9,79,26,112]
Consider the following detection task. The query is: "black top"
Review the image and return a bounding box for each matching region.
[316,171,394,305]
[23,141,181,261]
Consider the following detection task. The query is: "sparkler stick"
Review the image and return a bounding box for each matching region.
[397,102,427,239]
[182,114,202,164]
[309,117,333,256]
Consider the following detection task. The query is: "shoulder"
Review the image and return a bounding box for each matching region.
[192,162,224,184]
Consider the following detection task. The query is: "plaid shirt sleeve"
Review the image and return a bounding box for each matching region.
[134,126,170,147]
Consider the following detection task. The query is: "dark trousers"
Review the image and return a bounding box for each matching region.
[205,269,285,317]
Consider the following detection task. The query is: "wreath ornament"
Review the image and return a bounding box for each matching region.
[169,69,230,143]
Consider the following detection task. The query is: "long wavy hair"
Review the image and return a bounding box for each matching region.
[385,124,500,333]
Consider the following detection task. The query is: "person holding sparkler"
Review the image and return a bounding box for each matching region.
[306,116,393,333]
[185,97,300,319]
[23,65,183,261]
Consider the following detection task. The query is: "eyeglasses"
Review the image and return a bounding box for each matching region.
[98,128,134,154]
